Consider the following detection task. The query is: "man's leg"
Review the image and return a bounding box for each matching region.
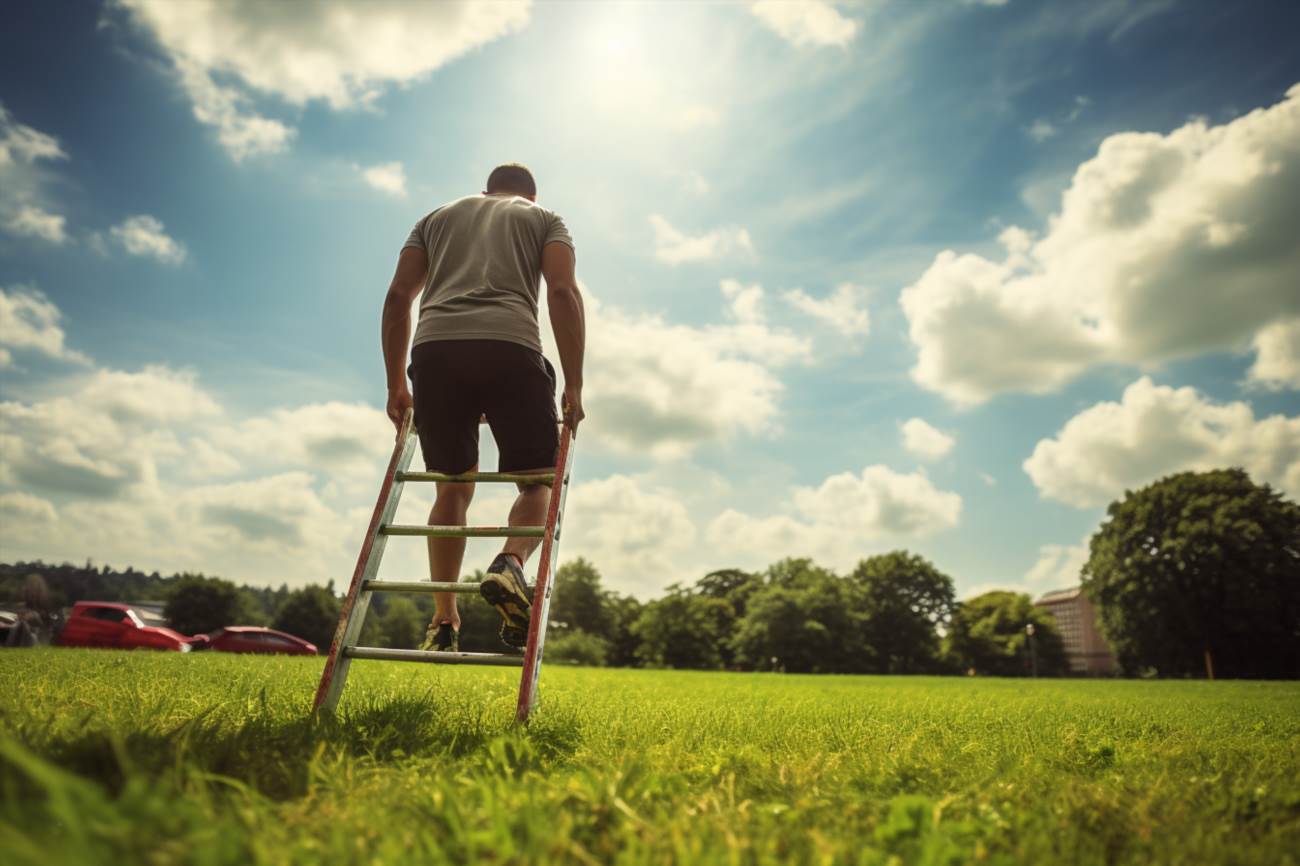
[501,471,552,567]
[427,475,475,629]
[478,342,561,648]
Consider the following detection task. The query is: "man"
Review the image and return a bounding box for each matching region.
[380,163,586,653]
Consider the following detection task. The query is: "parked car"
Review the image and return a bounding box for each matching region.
[58,602,195,652]
[203,626,317,655]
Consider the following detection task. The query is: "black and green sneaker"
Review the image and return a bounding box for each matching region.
[418,620,458,653]
[478,553,532,650]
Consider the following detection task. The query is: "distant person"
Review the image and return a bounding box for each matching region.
[380,163,586,654]
[6,573,55,647]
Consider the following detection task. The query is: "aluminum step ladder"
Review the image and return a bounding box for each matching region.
[312,408,575,722]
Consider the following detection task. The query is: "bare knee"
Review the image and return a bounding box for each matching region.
[433,482,474,515]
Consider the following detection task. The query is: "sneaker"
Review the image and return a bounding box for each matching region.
[419,620,458,653]
[478,553,532,650]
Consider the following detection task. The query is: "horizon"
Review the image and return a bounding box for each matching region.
[1,0,1298,602]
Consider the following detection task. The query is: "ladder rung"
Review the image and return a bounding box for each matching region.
[344,646,523,666]
[381,525,545,538]
[398,471,556,485]
[364,580,482,594]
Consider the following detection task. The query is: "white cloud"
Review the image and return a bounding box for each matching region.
[577,284,810,459]
[0,357,385,585]
[750,0,859,48]
[0,105,69,242]
[0,286,89,368]
[110,215,187,265]
[5,205,67,244]
[0,491,57,524]
[1027,96,1090,144]
[0,106,65,166]
[720,278,766,325]
[114,0,531,159]
[564,475,697,596]
[1024,540,1089,589]
[0,366,220,501]
[175,60,294,160]
[706,465,961,569]
[901,418,955,461]
[1247,318,1300,390]
[649,214,754,265]
[212,402,392,477]
[1023,376,1300,507]
[901,84,1300,406]
[1026,118,1057,143]
[360,161,407,197]
[783,283,871,337]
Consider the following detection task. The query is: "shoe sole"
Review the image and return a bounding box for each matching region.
[479,576,531,649]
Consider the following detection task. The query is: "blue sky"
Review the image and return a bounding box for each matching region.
[1,0,1297,599]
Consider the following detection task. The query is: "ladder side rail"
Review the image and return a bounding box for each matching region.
[313,408,418,713]
[515,424,576,723]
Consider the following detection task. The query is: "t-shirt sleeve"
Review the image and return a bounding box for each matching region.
[543,212,575,253]
[403,218,425,252]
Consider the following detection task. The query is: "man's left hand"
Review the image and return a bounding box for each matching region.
[386,387,413,437]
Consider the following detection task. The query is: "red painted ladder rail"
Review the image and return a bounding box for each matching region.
[312,407,576,723]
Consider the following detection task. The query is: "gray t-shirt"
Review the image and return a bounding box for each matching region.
[404,194,574,355]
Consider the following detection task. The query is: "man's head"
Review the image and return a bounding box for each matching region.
[485,163,537,200]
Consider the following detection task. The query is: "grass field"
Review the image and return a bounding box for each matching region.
[1,650,1298,865]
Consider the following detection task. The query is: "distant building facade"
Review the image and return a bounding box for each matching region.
[1035,587,1116,675]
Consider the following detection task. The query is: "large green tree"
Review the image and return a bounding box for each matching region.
[372,597,422,649]
[1083,469,1300,679]
[604,594,643,667]
[731,575,869,673]
[632,586,730,669]
[944,591,1067,676]
[852,551,955,674]
[164,574,262,635]
[695,568,763,667]
[271,584,341,653]
[550,558,616,641]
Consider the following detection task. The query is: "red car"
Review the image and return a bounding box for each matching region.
[204,626,317,655]
[59,602,195,652]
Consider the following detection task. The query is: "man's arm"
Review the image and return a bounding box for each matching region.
[541,241,586,433]
[381,246,428,435]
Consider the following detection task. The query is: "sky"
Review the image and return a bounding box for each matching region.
[1,0,1298,601]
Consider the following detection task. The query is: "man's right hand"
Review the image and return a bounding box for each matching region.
[386,387,413,437]
[562,385,585,435]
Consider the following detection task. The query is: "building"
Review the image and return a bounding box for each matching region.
[1035,587,1116,675]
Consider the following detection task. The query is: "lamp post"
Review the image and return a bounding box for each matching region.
[1026,622,1038,679]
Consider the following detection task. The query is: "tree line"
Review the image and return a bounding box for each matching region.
[5,468,1296,677]
[1,551,1066,676]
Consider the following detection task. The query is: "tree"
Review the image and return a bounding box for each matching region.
[271,585,341,653]
[373,597,422,649]
[165,574,258,635]
[604,594,643,667]
[944,591,1067,676]
[852,551,956,674]
[731,576,869,673]
[551,559,616,641]
[1083,469,1300,679]
[632,586,730,669]
[546,629,609,666]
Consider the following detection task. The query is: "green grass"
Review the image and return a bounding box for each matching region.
[1,650,1297,865]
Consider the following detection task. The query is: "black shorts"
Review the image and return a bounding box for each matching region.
[408,339,559,475]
